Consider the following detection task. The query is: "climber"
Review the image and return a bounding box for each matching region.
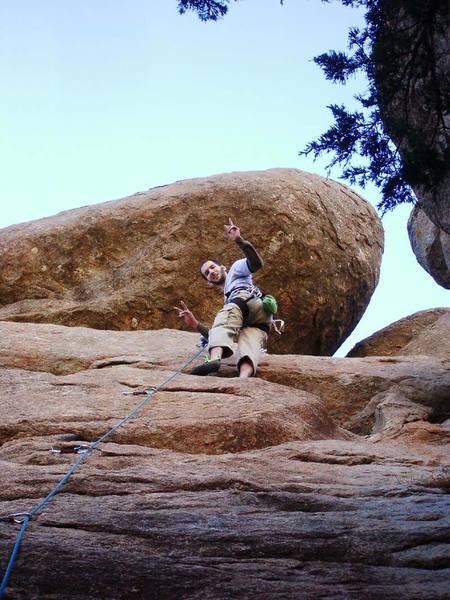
[174,219,271,378]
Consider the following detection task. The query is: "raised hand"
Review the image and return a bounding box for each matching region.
[224,218,241,241]
[173,300,198,329]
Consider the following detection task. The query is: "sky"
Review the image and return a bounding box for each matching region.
[1,0,448,356]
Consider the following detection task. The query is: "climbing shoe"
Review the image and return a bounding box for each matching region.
[190,358,221,376]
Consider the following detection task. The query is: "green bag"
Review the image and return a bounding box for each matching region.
[262,294,278,315]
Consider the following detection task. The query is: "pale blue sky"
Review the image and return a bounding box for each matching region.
[1,0,448,355]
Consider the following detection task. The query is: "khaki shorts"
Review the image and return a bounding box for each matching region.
[207,292,270,374]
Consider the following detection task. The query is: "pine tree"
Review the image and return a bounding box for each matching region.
[179,0,449,217]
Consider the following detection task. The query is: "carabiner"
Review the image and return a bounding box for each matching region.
[0,512,31,524]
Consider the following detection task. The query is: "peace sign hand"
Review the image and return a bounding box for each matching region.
[224,218,241,241]
[173,300,198,329]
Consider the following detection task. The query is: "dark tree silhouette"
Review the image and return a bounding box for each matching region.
[301,0,449,217]
[178,0,450,222]
[177,0,283,21]
[177,0,231,21]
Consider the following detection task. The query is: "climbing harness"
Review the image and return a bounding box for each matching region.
[227,288,284,336]
[0,346,203,599]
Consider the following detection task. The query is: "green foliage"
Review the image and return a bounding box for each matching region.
[302,0,450,213]
[301,102,413,211]
[177,0,231,21]
[180,0,448,214]
[177,0,283,21]
[301,0,419,213]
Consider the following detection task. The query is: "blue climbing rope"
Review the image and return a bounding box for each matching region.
[0,346,203,598]
[0,515,30,598]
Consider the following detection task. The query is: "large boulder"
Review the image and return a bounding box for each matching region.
[347,308,450,360]
[1,322,449,599]
[0,169,383,355]
[408,205,450,288]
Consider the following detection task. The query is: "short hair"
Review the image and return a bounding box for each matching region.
[199,259,223,280]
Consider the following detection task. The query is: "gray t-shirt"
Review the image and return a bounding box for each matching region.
[223,258,253,300]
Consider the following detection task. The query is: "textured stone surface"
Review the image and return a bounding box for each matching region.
[0,321,196,375]
[1,322,449,599]
[347,308,450,360]
[258,353,449,438]
[0,365,346,454]
[1,438,449,600]
[408,205,450,288]
[2,321,448,434]
[0,168,384,355]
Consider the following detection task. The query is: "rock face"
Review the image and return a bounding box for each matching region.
[1,322,449,599]
[347,308,450,360]
[0,169,384,355]
[408,205,450,288]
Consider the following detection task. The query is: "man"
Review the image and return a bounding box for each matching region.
[175,219,271,378]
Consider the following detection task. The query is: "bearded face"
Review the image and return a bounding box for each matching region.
[200,260,227,285]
